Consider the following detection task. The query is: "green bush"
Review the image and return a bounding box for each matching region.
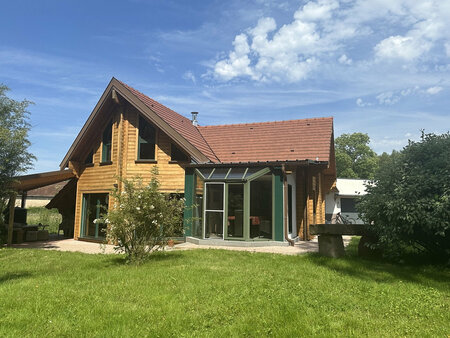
[358,132,450,262]
[102,168,184,264]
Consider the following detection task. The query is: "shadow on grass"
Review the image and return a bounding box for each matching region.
[104,250,185,267]
[0,272,32,284]
[308,243,450,291]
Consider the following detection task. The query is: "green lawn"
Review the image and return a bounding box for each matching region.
[0,244,448,337]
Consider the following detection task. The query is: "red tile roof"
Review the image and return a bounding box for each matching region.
[119,80,333,164]
[119,81,219,162]
[198,117,333,163]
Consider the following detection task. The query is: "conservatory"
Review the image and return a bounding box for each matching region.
[183,166,287,242]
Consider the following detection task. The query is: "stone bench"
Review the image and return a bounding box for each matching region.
[310,224,374,258]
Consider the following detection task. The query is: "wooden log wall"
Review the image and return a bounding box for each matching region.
[295,167,335,240]
[73,105,188,239]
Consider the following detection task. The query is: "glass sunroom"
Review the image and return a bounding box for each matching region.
[184,166,285,242]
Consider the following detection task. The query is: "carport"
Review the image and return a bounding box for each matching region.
[5,169,75,246]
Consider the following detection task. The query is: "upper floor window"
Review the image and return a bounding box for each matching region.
[102,120,113,163]
[138,116,156,160]
[85,150,94,165]
[171,143,189,162]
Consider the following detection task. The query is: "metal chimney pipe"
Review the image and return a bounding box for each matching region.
[191,112,199,126]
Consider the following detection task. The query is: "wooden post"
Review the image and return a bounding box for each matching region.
[21,191,27,208]
[7,192,17,247]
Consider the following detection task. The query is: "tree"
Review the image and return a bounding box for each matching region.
[0,85,35,217]
[358,132,450,261]
[335,132,378,179]
[102,168,184,264]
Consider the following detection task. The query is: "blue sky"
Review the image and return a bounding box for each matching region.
[1,0,449,174]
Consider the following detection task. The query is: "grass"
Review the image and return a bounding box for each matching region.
[0,245,448,337]
[26,207,61,233]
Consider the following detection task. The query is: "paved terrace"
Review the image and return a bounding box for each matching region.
[6,236,353,256]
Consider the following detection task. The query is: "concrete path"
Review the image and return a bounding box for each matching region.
[7,236,353,256]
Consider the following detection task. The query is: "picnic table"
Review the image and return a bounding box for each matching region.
[310,223,376,258]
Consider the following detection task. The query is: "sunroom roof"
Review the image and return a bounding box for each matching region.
[196,167,266,180]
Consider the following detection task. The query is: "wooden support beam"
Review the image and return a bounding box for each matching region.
[7,192,17,247]
[21,191,27,208]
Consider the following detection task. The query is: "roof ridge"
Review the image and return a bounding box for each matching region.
[198,116,333,129]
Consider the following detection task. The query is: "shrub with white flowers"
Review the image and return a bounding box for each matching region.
[103,167,184,263]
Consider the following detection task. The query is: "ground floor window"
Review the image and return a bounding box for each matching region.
[250,173,272,239]
[191,168,275,241]
[80,193,109,239]
[204,183,224,239]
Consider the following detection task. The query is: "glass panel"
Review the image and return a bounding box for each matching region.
[205,211,223,239]
[139,116,156,159]
[210,168,229,179]
[227,184,244,238]
[197,168,213,179]
[85,150,93,164]
[341,198,357,213]
[102,121,112,162]
[250,174,272,239]
[139,143,155,160]
[244,167,264,179]
[171,144,189,162]
[226,167,247,180]
[82,193,109,239]
[205,183,224,210]
[192,174,204,238]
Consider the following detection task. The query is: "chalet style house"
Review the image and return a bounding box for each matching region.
[48,77,336,244]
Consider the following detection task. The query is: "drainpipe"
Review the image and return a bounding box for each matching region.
[303,167,309,241]
[282,164,295,246]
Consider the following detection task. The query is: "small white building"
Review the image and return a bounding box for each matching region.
[325,178,368,224]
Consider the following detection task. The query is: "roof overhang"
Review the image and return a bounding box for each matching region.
[187,159,329,168]
[11,170,75,192]
[60,77,209,169]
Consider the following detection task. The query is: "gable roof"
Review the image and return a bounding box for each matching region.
[60,78,216,168]
[118,81,218,162]
[198,117,333,164]
[61,78,333,169]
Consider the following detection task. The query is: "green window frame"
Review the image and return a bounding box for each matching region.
[102,120,113,163]
[186,167,283,241]
[137,115,156,160]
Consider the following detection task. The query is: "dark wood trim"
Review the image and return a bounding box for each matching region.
[135,160,157,164]
[99,161,113,166]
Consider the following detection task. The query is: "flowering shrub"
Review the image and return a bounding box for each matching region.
[103,168,184,264]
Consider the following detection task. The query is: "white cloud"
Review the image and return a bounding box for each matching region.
[376,91,400,105]
[214,33,255,81]
[212,0,450,83]
[338,54,352,65]
[294,0,339,22]
[374,35,430,61]
[182,70,196,84]
[446,43,450,57]
[425,86,443,95]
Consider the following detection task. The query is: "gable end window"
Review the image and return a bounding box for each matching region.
[85,150,94,165]
[102,120,113,163]
[171,143,189,162]
[138,116,156,160]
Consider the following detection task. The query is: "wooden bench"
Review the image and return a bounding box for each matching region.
[310,224,375,258]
